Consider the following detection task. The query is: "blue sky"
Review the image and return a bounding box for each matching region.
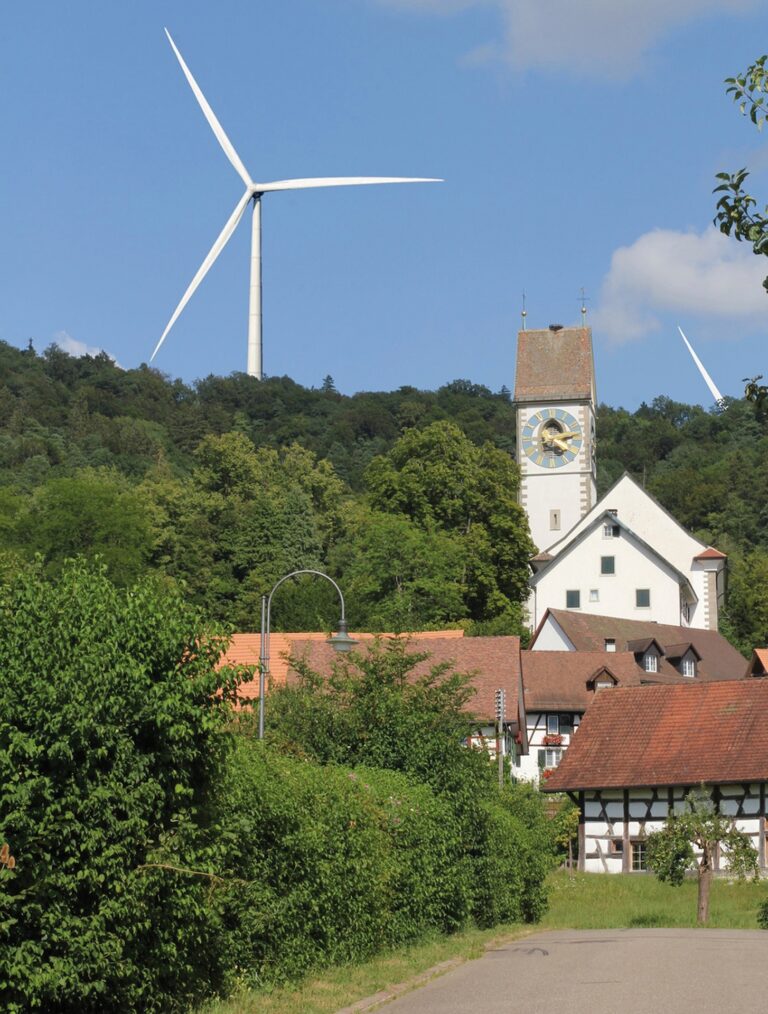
[2,0,768,409]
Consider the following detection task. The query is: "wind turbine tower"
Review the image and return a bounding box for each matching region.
[152,29,441,379]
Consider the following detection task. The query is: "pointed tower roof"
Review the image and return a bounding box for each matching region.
[514,326,596,403]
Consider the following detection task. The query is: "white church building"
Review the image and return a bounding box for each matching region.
[514,325,726,631]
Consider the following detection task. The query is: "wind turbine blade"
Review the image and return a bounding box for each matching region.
[151,190,252,362]
[255,176,442,192]
[165,28,253,189]
[678,326,725,405]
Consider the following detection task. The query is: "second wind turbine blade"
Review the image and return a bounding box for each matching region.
[678,326,725,405]
[165,28,253,189]
[151,189,252,362]
[255,176,443,192]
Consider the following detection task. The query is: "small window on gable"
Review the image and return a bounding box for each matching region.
[603,524,620,538]
[604,638,616,653]
[682,657,696,677]
[643,652,658,673]
[636,589,651,608]
[601,556,615,575]
[589,589,599,602]
[550,509,561,531]
[566,589,580,608]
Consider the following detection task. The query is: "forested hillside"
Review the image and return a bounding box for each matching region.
[1,339,766,650]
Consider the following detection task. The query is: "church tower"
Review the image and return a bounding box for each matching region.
[514,325,597,551]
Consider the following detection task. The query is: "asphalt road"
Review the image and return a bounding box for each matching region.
[377,929,768,1014]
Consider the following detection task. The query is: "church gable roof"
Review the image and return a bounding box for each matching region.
[513,326,595,403]
[533,609,746,680]
[529,509,696,601]
[540,472,717,564]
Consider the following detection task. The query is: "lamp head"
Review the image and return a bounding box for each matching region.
[327,617,357,654]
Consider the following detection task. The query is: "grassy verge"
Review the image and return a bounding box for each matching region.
[542,869,768,930]
[200,923,531,1014]
[201,871,768,1013]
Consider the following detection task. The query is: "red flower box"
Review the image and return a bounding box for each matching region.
[542,734,563,746]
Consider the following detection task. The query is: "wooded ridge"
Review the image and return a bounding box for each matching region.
[1,339,765,650]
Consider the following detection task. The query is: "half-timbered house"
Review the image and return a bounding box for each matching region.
[543,681,768,873]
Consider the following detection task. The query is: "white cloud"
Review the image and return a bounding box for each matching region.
[52,330,122,366]
[592,226,768,344]
[373,0,756,78]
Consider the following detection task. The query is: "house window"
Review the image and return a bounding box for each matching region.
[604,638,616,652]
[550,509,561,531]
[631,841,647,871]
[636,589,651,608]
[601,556,615,575]
[566,589,581,608]
[573,715,580,729]
[589,589,599,602]
[603,524,620,538]
[682,657,696,677]
[610,839,624,855]
[538,747,563,768]
[547,714,560,735]
[643,653,658,673]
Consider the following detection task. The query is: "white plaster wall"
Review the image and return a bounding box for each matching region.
[531,525,683,627]
[580,786,765,874]
[517,710,577,784]
[529,614,573,651]
[543,475,714,627]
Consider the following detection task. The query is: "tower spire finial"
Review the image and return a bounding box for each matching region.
[579,287,589,325]
[521,292,527,331]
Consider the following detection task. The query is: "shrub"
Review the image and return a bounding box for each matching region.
[0,560,240,1012]
[214,740,471,988]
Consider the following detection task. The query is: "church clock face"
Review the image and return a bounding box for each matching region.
[521,409,583,468]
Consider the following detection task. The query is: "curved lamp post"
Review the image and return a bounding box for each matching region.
[258,569,357,739]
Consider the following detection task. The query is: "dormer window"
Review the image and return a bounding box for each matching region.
[643,653,658,673]
[682,657,695,677]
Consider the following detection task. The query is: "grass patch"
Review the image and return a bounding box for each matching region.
[199,923,530,1014]
[541,870,768,930]
[201,871,768,1013]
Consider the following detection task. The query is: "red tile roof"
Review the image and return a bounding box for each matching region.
[543,680,768,791]
[221,630,466,703]
[288,635,522,725]
[514,327,594,403]
[694,547,727,560]
[745,647,768,677]
[521,651,685,712]
[533,609,745,680]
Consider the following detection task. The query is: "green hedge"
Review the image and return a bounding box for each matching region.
[0,562,239,1013]
[214,740,472,988]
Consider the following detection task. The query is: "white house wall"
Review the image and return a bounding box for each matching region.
[531,525,684,627]
[578,785,767,873]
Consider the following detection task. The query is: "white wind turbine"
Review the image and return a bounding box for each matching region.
[151,29,442,379]
[677,326,726,409]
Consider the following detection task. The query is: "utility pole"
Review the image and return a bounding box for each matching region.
[495,688,506,790]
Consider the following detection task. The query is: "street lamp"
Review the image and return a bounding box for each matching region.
[258,568,357,739]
